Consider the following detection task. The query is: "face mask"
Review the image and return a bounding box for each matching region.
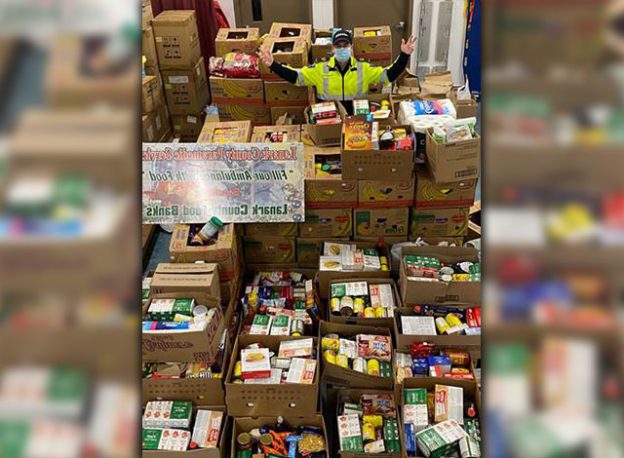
[335,47,352,63]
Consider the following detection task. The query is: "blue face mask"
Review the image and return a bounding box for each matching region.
[335,47,352,63]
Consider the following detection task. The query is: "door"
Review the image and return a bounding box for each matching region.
[234,0,313,34]
[334,0,413,56]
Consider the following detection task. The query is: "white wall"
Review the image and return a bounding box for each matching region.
[219,0,236,27]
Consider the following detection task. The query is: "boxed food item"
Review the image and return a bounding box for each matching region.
[150,263,221,305]
[142,76,163,114]
[305,102,348,147]
[269,22,313,44]
[143,400,192,429]
[303,145,357,209]
[311,29,334,62]
[250,124,302,143]
[353,25,393,65]
[191,410,224,449]
[403,388,429,435]
[354,208,410,237]
[142,26,159,67]
[171,113,205,142]
[161,57,210,115]
[244,222,298,237]
[434,384,464,424]
[425,129,480,183]
[197,120,252,143]
[270,106,308,124]
[298,208,353,238]
[209,76,265,105]
[264,80,310,106]
[414,169,477,209]
[217,103,271,125]
[416,420,466,458]
[260,36,309,79]
[242,236,296,263]
[152,10,201,69]
[142,428,191,451]
[297,237,348,268]
[214,27,260,57]
[410,207,470,237]
[358,178,415,208]
[328,278,399,327]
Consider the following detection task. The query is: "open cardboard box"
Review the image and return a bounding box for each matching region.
[214,27,259,56]
[269,22,313,44]
[399,246,480,304]
[225,334,320,416]
[317,242,392,299]
[305,102,348,147]
[354,93,397,128]
[341,124,416,182]
[425,128,480,183]
[304,146,357,209]
[143,405,230,458]
[296,236,350,268]
[244,263,320,281]
[311,28,334,62]
[231,415,329,458]
[328,278,401,328]
[260,36,309,79]
[353,26,393,65]
[250,124,302,142]
[320,321,394,390]
[449,87,478,119]
[326,387,405,458]
[197,120,252,143]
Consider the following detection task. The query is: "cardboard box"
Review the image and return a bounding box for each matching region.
[143,115,157,142]
[425,129,481,183]
[341,124,415,181]
[320,322,394,389]
[231,416,328,458]
[353,25,393,65]
[328,278,401,328]
[296,237,350,268]
[311,29,334,62]
[152,10,201,69]
[264,80,310,107]
[271,106,308,124]
[209,76,264,105]
[150,263,221,306]
[399,246,480,304]
[244,223,298,237]
[358,178,415,208]
[450,88,478,119]
[161,57,210,115]
[260,37,308,79]
[268,22,313,44]
[153,103,172,142]
[217,103,271,125]
[242,236,296,264]
[305,103,348,147]
[414,169,476,209]
[197,120,252,143]
[410,207,470,237]
[142,26,159,67]
[406,236,464,246]
[142,0,153,29]
[250,124,302,143]
[353,208,409,238]
[171,113,205,142]
[305,178,358,209]
[299,209,353,238]
[354,235,408,245]
[169,224,239,281]
[225,335,320,416]
[214,27,260,57]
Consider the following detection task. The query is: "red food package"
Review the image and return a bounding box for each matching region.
[410,342,435,359]
[209,52,260,78]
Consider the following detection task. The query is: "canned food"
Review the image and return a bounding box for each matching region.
[445,313,463,328]
[353,357,367,373]
[234,360,242,378]
[380,256,389,266]
[364,307,375,318]
[435,317,450,334]
[453,273,470,282]
[353,298,365,314]
[322,337,339,351]
[336,354,350,369]
[381,264,389,271]
[441,274,453,282]
[443,349,470,367]
[330,297,341,314]
[362,423,376,442]
[290,319,304,336]
[367,359,380,376]
[363,415,383,428]
[324,350,337,365]
[374,307,386,318]
[440,266,454,276]
[340,296,354,316]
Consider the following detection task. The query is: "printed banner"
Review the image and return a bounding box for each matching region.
[142,143,305,224]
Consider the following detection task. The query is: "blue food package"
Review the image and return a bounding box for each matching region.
[404,423,416,456]
[412,357,429,375]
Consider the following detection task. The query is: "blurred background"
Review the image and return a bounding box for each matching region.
[483,0,624,456]
[0,2,139,457]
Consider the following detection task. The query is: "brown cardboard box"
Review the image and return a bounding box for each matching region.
[420,71,454,100]
[215,27,260,56]
[244,223,298,237]
[161,57,210,115]
[268,22,313,45]
[317,241,392,299]
[354,235,409,245]
[320,321,394,389]
[250,124,302,143]
[305,178,358,209]
[153,103,172,141]
[242,236,296,264]
[353,208,409,238]
[260,37,308,79]
[410,207,470,237]
[358,178,415,208]
[450,88,478,119]
[327,278,401,328]
[231,416,328,458]
[341,124,416,181]
[271,106,308,124]
[299,208,353,238]
[142,0,154,29]
[217,103,271,125]
[399,246,480,304]
[171,113,205,142]
[425,129,481,183]
[305,102,348,147]
[414,169,477,209]
[225,335,320,416]
[198,120,252,143]
[142,115,157,142]
[264,80,310,107]
[150,263,221,306]
[353,25,393,65]
[406,236,464,246]
[152,10,201,69]
[169,224,239,281]
[142,26,159,67]
[296,236,350,268]
[311,29,334,62]
[394,307,480,350]
[209,76,265,105]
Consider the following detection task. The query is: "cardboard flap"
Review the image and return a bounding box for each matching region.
[155,263,218,275]
[421,71,454,97]
[400,246,479,263]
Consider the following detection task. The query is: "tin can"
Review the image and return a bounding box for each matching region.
[290,319,304,336]
[380,256,389,267]
[324,350,337,365]
[330,297,341,314]
[445,313,463,328]
[322,337,339,351]
[443,349,470,367]
[364,307,375,318]
[353,357,367,373]
[362,423,376,442]
[374,307,386,318]
[363,415,383,428]
[353,297,365,314]
[453,273,470,282]
[367,359,380,376]
[336,354,350,369]
[340,296,354,316]
[435,317,450,334]
[440,266,454,276]
[234,360,242,378]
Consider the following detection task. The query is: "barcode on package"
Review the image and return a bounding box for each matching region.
[455,168,477,178]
